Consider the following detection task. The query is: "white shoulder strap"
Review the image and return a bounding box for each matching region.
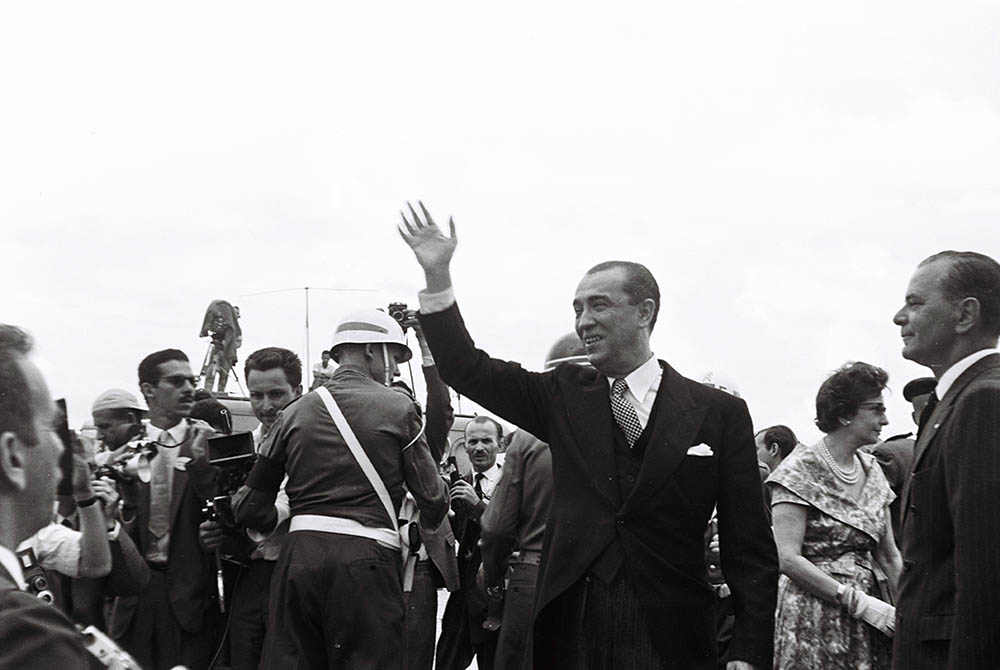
[315,386,399,533]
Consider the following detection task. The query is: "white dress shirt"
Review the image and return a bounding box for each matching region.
[0,544,26,590]
[936,348,1000,399]
[605,354,662,431]
[145,419,187,564]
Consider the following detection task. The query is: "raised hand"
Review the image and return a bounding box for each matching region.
[398,201,457,291]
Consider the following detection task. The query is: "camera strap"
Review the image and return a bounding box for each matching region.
[314,386,399,537]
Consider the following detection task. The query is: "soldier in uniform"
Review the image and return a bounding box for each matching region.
[234,309,449,670]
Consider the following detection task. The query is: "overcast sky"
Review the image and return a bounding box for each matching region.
[4,2,999,443]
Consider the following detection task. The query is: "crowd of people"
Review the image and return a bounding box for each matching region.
[1,206,998,670]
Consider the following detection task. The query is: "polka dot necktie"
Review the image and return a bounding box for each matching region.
[611,378,643,448]
[474,473,486,500]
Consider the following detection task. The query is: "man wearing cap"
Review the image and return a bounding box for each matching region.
[91,389,146,456]
[234,310,448,670]
[479,333,587,670]
[866,377,935,543]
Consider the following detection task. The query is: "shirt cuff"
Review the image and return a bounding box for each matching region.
[246,504,290,542]
[107,521,121,541]
[418,287,456,314]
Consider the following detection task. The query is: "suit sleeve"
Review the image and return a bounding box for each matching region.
[105,527,151,596]
[418,303,553,442]
[480,442,525,587]
[945,384,1000,669]
[421,364,454,464]
[716,398,779,668]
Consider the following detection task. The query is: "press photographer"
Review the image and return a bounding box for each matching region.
[0,324,90,665]
[220,346,302,670]
[107,348,222,670]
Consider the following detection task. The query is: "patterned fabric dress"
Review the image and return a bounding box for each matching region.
[766,442,895,670]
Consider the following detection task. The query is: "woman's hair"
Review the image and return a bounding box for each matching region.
[815,361,889,433]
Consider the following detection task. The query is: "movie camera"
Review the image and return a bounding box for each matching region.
[199,431,256,613]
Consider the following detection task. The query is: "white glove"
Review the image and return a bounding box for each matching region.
[843,586,896,637]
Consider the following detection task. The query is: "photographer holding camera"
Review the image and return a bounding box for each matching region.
[0,324,90,666]
[107,348,223,670]
[222,346,302,670]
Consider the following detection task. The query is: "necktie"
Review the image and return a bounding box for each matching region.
[917,392,939,438]
[148,432,173,538]
[611,378,643,447]
[474,473,485,500]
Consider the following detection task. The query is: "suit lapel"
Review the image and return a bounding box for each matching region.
[621,362,706,515]
[564,371,621,509]
[902,353,1000,521]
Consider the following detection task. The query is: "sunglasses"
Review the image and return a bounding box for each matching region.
[157,375,199,388]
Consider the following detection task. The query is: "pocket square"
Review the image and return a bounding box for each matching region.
[686,443,714,457]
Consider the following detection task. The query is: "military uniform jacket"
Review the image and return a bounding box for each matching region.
[236,365,448,540]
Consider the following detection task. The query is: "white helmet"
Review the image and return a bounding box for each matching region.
[331,309,412,362]
[698,370,741,398]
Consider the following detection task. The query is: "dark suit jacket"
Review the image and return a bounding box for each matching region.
[109,422,218,637]
[420,304,778,669]
[894,352,1000,670]
[0,562,90,668]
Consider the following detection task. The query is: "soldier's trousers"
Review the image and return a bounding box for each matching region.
[262,530,404,670]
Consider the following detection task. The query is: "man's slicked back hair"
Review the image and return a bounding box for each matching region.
[0,324,37,444]
[467,415,503,442]
[920,250,1000,338]
[244,347,303,389]
[138,349,189,386]
[585,261,661,331]
[761,424,798,459]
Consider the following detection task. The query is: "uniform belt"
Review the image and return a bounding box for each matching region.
[511,550,542,566]
[289,514,401,550]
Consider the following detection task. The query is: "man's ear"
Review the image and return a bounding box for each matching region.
[769,442,780,457]
[0,431,28,492]
[637,298,656,328]
[293,385,303,399]
[139,382,155,403]
[954,297,981,335]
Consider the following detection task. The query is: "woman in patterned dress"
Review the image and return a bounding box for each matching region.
[767,362,903,670]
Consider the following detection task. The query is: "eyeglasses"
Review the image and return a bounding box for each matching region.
[859,402,887,414]
[157,375,199,388]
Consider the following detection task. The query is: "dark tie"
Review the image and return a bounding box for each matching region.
[917,392,939,438]
[474,473,485,500]
[611,378,643,447]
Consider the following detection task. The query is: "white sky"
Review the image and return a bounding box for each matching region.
[3,2,999,443]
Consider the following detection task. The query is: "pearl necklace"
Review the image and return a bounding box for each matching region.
[819,437,861,485]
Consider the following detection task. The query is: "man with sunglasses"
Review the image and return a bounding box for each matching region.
[108,348,223,670]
